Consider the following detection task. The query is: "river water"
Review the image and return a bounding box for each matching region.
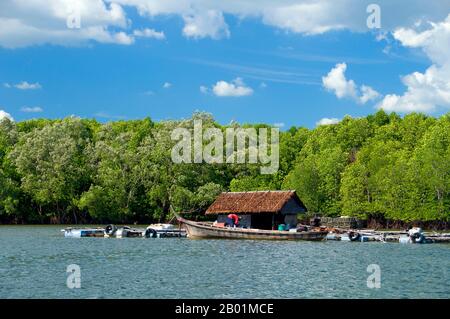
[0,225,448,298]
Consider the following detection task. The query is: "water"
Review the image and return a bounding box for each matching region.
[0,226,449,299]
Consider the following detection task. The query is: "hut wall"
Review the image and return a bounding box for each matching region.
[281,198,306,215]
[217,214,252,228]
[250,213,275,230]
[284,214,298,228]
[215,213,298,230]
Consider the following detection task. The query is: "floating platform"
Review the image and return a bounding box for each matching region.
[144,223,187,238]
[63,228,105,238]
[325,228,450,244]
[62,224,187,238]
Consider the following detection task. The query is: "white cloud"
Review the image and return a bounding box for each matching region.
[163,82,172,89]
[316,117,340,126]
[182,10,230,39]
[0,1,133,48]
[376,31,389,42]
[2,1,450,47]
[21,106,43,113]
[0,18,135,48]
[0,110,13,122]
[4,81,42,89]
[14,81,42,90]
[322,63,380,104]
[322,63,357,99]
[212,77,253,97]
[360,85,381,104]
[133,28,165,40]
[378,14,450,113]
[261,2,346,35]
[113,32,134,45]
[115,0,450,36]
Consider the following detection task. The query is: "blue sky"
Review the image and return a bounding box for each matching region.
[1,1,449,129]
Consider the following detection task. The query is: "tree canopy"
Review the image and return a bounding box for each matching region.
[0,110,449,225]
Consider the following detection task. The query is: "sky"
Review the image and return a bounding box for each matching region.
[0,0,450,129]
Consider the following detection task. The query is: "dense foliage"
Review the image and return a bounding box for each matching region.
[0,110,449,225]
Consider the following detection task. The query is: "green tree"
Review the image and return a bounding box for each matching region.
[10,118,92,223]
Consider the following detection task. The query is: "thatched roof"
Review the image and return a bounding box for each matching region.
[205,190,305,215]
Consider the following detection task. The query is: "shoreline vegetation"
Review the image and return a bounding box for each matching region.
[1,110,449,230]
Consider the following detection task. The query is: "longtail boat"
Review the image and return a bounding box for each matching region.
[175,214,328,241]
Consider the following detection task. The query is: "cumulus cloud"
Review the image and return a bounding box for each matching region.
[322,63,357,99]
[212,78,253,97]
[116,0,450,36]
[3,0,450,47]
[0,0,133,48]
[360,85,381,104]
[0,110,13,121]
[378,14,450,113]
[322,63,380,104]
[316,117,340,126]
[261,2,346,35]
[163,82,172,89]
[113,31,134,45]
[21,106,43,113]
[183,10,230,39]
[133,28,165,40]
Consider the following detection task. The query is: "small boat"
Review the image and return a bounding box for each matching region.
[175,214,327,241]
[144,223,187,238]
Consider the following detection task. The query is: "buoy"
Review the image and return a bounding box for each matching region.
[349,231,361,242]
[411,232,425,244]
[105,224,117,236]
[145,228,157,238]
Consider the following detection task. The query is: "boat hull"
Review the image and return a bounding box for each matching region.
[178,217,327,241]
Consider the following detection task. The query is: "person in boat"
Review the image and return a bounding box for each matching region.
[225,213,240,228]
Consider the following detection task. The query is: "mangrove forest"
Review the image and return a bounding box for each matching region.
[0,110,449,227]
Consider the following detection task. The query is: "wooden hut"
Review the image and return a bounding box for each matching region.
[205,190,307,230]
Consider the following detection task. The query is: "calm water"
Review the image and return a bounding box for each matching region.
[0,225,449,299]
